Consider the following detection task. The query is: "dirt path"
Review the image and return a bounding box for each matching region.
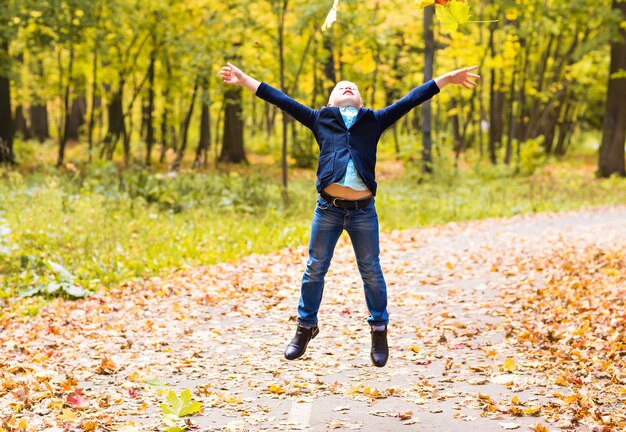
[1,206,625,432]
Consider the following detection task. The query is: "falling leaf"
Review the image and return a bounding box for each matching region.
[435,0,470,32]
[321,0,339,32]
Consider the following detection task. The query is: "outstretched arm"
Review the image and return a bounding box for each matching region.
[375,66,480,131]
[219,62,318,130]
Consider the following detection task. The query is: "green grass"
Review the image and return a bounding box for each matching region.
[1,146,625,303]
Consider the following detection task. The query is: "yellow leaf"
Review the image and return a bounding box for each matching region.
[407,345,421,353]
[555,375,568,386]
[127,371,141,382]
[82,421,98,431]
[363,385,383,398]
[267,384,285,395]
[58,408,79,423]
[502,358,517,372]
[523,405,541,416]
[347,384,362,395]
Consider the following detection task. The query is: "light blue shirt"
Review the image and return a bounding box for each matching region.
[336,107,369,191]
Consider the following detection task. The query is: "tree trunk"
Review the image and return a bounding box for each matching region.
[451,98,465,167]
[159,89,169,163]
[598,0,626,177]
[88,43,98,161]
[220,86,246,163]
[14,105,32,140]
[0,41,14,164]
[172,76,199,170]
[145,46,156,166]
[67,95,86,141]
[194,77,211,169]
[12,54,30,141]
[386,32,404,156]
[278,0,289,202]
[422,5,435,173]
[160,55,173,163]
[58,41,75,167]
[504,66,517,165]
[323,33,336,96]
[101,82,125,160]
[30,103,48,143]
[488,23,503,164]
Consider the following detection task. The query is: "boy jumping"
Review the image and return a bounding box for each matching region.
[220,62,479,367]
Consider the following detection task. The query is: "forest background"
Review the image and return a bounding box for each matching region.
[0,0,625,306]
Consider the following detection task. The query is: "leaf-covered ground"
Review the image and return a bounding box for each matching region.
[1,206,625,432]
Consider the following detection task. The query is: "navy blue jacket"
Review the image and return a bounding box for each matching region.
[255,80,440,196]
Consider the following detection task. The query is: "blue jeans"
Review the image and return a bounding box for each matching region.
[297,196,389,327]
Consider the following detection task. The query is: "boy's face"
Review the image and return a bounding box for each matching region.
[328,81,363,108]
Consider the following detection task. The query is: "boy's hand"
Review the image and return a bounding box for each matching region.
[219,62,246,86]
[435,66,480,90]
[219,62,261,93]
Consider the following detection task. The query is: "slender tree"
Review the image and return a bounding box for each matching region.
[0,41,14,164]
[598,0,626,177]
[422,5,434,173]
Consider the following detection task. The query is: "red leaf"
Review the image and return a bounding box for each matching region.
[67,389,89,408]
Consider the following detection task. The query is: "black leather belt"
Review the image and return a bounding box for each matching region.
[320,191,374,209]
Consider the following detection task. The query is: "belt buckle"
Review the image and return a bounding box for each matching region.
[332,197,340,207]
